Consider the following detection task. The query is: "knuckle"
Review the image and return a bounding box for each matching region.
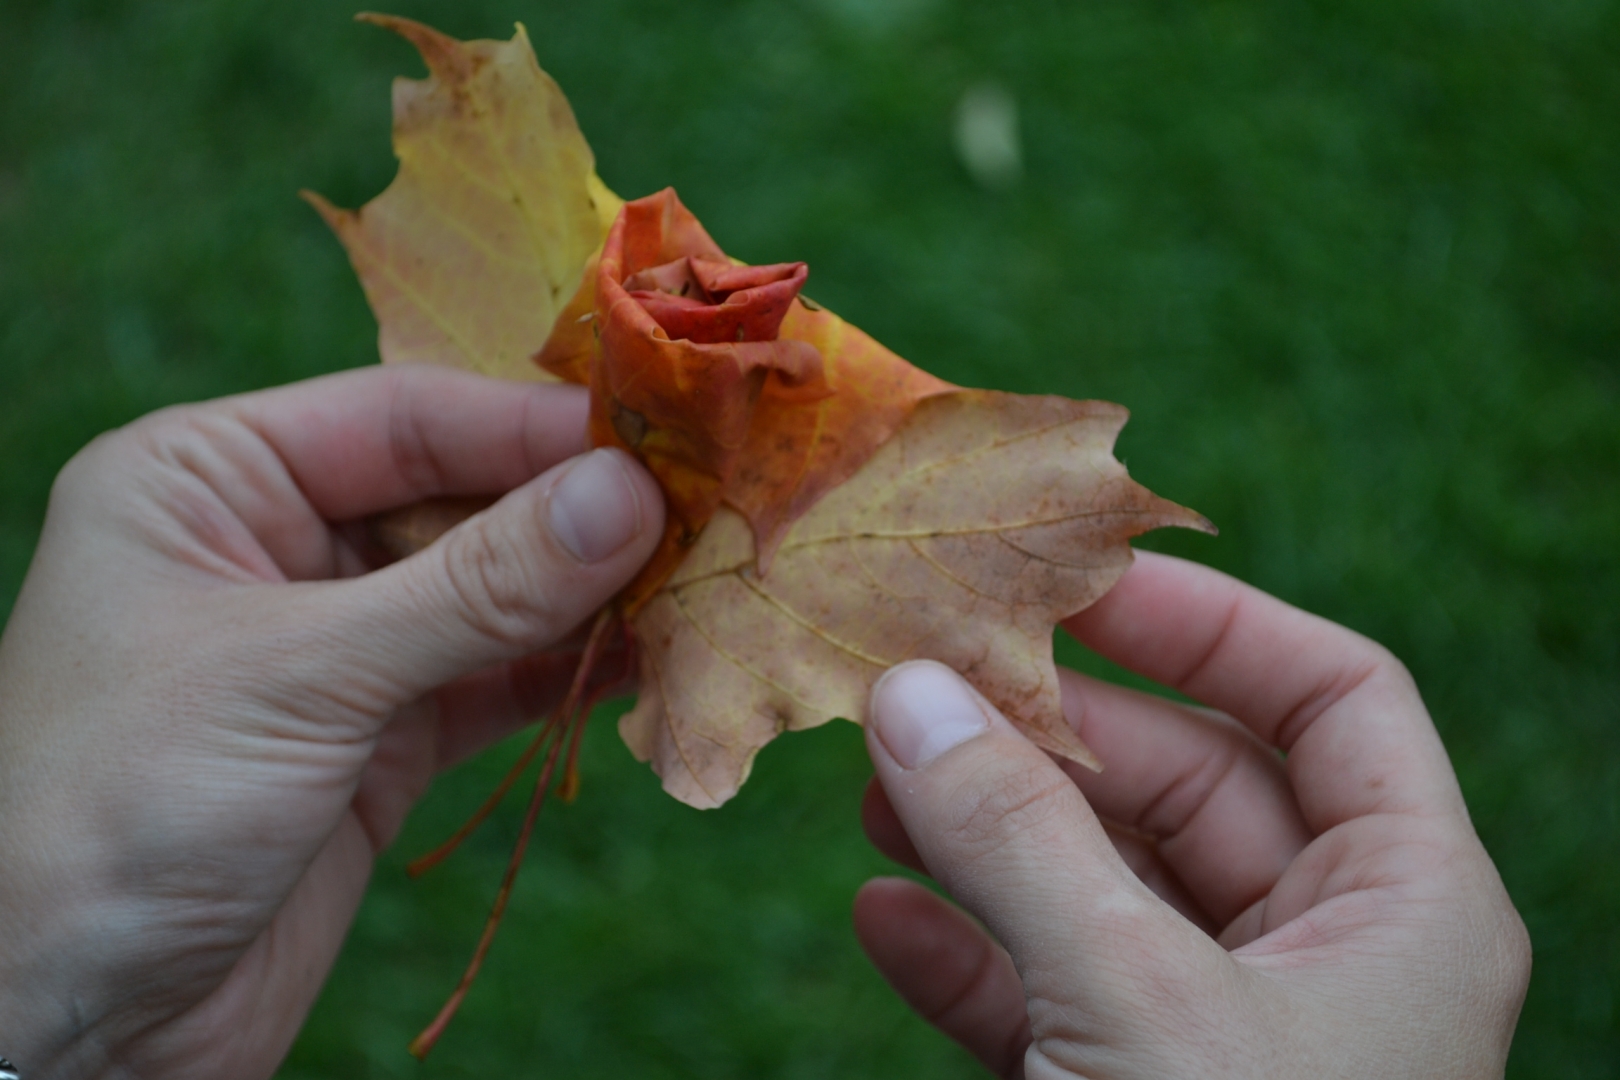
[49,410,190,511]
[1359,637,1415,692]
[385,373,451,494]
[1492,904,1533,1002]
[1382,658,1425,710]
[436,511,565,649]
[1276,635,1414,750]
[1506,930,1533,1001]
[942,760,1077,859]
[50,434,113,504]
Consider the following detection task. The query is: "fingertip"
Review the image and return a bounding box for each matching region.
[545,448,658,564]
[852,874,921,928]
[868,660,994,771]
[850,875,970,980]
[324,445,664,700]
[852,877,937,954]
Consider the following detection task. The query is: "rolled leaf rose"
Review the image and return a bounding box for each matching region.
[543,188,825,609]
[539,189,956,595]
[623,251,809,345]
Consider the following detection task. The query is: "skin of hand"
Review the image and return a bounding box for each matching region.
[854,551,1532,1079]
[0,366,665,1080]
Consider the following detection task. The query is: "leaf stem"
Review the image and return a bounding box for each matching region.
[407,606,618,1059]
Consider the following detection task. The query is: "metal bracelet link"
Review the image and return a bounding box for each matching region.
[0,1055,19,1080]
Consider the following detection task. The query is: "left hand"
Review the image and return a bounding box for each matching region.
[0,365,665,1079]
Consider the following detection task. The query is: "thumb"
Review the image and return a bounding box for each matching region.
[328,447,664,703]
[865,661,1233,1058]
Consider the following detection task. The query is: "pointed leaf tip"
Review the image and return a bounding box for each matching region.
[355,13,468,80]
[298,188,346,223]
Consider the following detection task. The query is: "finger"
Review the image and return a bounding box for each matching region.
[861,776,926,874]
[236,365,590,520]
[863,777,1216,933]
[1055,667,1310,928]
[1063,551,1465,831]
[853,877,1030,1080]
[866,661,1233,1042]
[1099,822,1215,935]
[106,367,590,585]
[308,447,663,707]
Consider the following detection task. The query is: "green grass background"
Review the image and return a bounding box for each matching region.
[3,0,1617,1075]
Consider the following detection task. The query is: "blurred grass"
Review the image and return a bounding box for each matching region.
[2,0,1616,1075]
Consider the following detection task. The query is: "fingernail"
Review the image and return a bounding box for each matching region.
[871,662,990,769]
[547,449,643,563]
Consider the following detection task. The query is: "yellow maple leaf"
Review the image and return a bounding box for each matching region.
[302,14,620,379]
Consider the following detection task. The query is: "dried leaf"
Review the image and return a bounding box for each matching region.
[366,495,496,562]
[307,18,1216,1053]
[302,14,618,379]
[621,391,1214,808]
[305,17,1214,811]
[561,189,828,608]
[730,297,952,570]
[540,188,952,601]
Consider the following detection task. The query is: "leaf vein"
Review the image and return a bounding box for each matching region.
[788,504,1159,549]
[646,599,722,804]
[733,575,891,668]
[668,589,822,711]
[381,193,537,270]
[470,67,574,292]
[359,239,491,369]
[905,538,1002,602]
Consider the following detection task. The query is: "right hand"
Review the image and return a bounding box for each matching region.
[855,552,1530,1079]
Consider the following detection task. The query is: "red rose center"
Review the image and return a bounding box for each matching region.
[625,256,808,345]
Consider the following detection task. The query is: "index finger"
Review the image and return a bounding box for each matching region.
[233,364,589,521]
[1064,551,1466,832]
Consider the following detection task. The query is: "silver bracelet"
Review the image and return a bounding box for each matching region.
[0,1056,18,1080]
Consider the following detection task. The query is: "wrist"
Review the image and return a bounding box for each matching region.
[0,941,102,1080]
[0,901,129,1080]
[0,813,129,1080]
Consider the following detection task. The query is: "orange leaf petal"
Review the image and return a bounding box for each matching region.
[574,190,827,610]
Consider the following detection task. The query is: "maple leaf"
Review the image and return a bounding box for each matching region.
[525,187,1209,806]
[623,391,1211,808]
[727,297,954,569]
[306,15,1213,1056]
[302,14,619,380]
